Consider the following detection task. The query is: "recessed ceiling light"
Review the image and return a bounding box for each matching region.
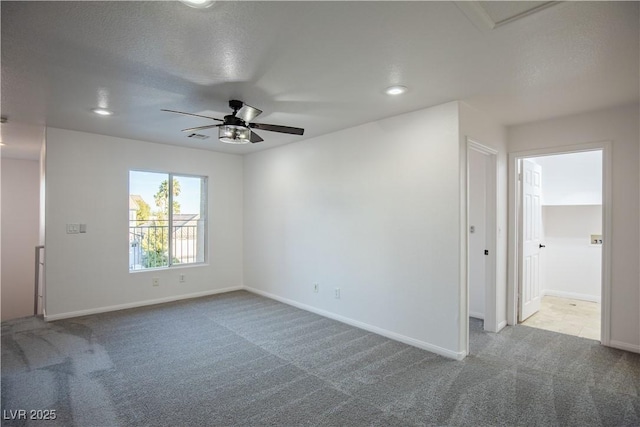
[92,108,113,116]
[0,142,5,147]
[180,0,215,9]
[385,85,408,96]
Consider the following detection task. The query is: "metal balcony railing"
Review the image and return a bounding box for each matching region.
[129,220,203,270]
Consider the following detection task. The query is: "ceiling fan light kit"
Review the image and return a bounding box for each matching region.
[162,100,304,145]
[219,124,251,144]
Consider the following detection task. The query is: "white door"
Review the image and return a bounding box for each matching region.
[469,149,488,320]
[519,159,543,321]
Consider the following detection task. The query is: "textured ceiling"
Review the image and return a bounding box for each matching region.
[1,1,638,159]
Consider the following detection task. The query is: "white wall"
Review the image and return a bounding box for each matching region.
[542,205,602,301]
[39,139,46,245]
[459,102,508,334]
[508,103,640,352]
[38,138,47,314]
[244,102,464,358]
[45,128,244,319]
[535,151,602,206]
[1,158,40,320]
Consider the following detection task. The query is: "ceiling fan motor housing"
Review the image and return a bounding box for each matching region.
[224,114,246,127]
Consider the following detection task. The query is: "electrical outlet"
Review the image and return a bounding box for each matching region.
[179,274,186,283]
[152,278,160,287]
[313,283,319,293]
[334,288,340,299]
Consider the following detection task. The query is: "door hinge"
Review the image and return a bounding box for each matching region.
[484,249,489,255]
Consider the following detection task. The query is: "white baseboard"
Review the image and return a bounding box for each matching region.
[44,286,243,321]
[496,320,507,332]
[542,289,601,303]
[608,340,640,354]
[244,287,465,361]
[469,311,484,320]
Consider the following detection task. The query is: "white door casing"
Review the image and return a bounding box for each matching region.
[507,143,611,346]
[519,159,543,321]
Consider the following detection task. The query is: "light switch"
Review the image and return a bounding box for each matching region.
[79,224,87,233]
[66,224,79,234]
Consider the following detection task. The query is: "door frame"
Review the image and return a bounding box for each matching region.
[465,138,499,347]
[507,141,612,345]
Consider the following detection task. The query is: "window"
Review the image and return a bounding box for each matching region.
[129,171,207,271]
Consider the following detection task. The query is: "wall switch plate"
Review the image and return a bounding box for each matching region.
[179,274,186,283]
[66,224,80,234]
[313,283,319,293]
[152,278,160,287]
[334,288,340,299]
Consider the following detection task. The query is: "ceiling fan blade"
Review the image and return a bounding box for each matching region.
[181,124,221,132]
[250,131,264,143]
[249,122,304,135]
[236,103,263,123]
[161,109,223,122]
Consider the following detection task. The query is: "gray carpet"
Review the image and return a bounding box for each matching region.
[2,290,639,426]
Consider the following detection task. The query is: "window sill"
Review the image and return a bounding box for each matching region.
[129,263,209,273]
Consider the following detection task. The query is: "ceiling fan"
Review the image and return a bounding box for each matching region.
[162,100,304,144]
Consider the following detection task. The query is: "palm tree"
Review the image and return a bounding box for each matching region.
[142,179,182,267]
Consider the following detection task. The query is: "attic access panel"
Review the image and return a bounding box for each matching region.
[479,1,556,27]
[457,1,558,31]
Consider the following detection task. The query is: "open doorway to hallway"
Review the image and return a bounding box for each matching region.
[517,150,603,341]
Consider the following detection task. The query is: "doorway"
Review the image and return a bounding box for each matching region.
[508,143,612,345]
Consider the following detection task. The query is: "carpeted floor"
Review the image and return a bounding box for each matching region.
[2,290,639,426]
